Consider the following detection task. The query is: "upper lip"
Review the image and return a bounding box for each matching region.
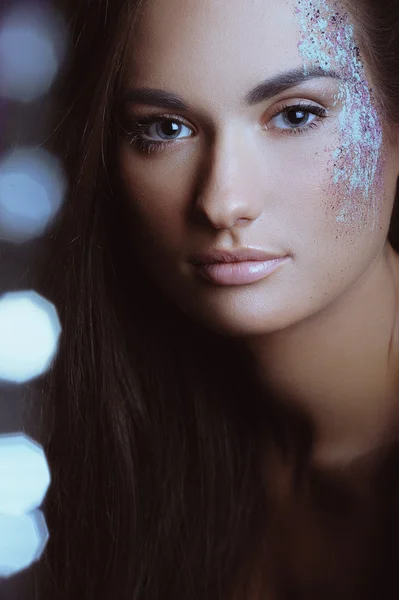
[190,247,286,265]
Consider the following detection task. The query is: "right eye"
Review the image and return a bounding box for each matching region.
[267,102,329,136]
[127,116,194,142]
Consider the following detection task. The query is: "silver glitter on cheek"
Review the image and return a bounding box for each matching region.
[294,0,385,229]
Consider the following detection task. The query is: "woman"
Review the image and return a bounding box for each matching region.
[33,0,399,598]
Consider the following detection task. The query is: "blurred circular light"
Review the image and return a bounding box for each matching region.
[0,147,66,243]
[0,510,49,577]
[0,434,50,578]
[0,4,67,102]
[0,433,51,516]
[0,290,62,383]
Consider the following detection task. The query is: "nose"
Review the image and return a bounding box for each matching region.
[192,128,265,230]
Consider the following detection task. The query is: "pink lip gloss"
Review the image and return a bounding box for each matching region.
[194,257,288,285]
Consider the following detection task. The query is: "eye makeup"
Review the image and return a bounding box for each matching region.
[121,101,330,155]
[295,0,385,229]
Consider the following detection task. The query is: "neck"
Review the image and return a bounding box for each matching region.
[245,243,399,468]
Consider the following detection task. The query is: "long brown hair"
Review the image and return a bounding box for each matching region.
[32,1,399,598]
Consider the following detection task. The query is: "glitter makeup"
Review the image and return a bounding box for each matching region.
[294,0,385,229]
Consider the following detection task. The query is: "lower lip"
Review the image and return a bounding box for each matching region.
[194,257,288,285]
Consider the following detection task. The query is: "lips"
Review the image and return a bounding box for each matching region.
[190,247,285,265]
[191,257,289,287]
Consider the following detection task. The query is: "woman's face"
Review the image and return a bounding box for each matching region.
[117,0,399,336]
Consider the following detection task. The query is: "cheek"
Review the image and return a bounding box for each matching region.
[274,135,341,237]
[278,133,387,284]
[118,145,193,238]
[322,98,386,233]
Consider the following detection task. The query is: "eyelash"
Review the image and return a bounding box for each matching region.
[122,102,329,155]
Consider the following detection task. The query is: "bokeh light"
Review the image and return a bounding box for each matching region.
[0,433,51,516]
[0,3,67,103]
[0,434,50,578]
[0,508,49,578]
[0,0,69,586]
[0,290,62,383]
[0,147,66,243]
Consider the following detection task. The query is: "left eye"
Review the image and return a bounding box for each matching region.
[271,108,318,130]
[142,119,193,141]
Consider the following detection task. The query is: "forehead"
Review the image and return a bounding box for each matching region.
[124,0,306,103]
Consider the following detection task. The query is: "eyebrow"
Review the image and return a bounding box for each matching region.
[122,66,343,110]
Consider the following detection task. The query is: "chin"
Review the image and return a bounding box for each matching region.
[157,276,307,338]
[178,301,295,338]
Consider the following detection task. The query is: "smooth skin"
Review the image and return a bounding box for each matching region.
[117,0,399,470]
